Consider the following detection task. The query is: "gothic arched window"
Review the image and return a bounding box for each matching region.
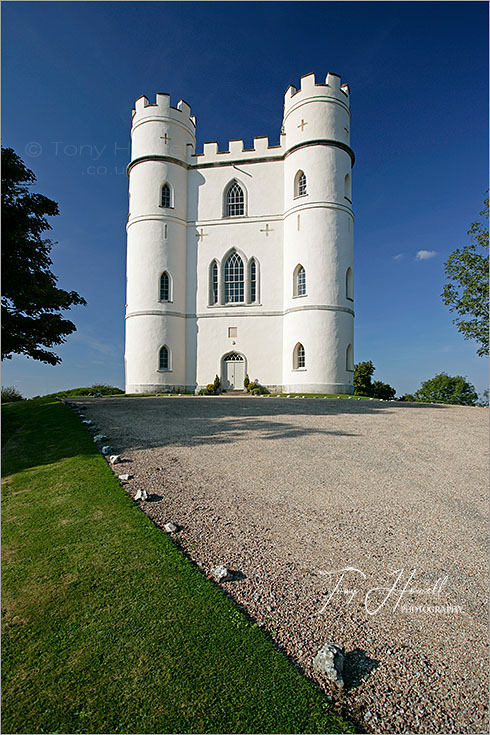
[344,174,352,201]
[346,267,353,300]
[294,264,306,297]
[161,183,172,208]
[159,345,170,370]
[249,258,257,303]
[225,181,245,217]
[224,251,244,303]
[160,271,170,302]
[210,260,218,305]
[294,343,306,369]
[295,170,307,197]
[346,344,353,371]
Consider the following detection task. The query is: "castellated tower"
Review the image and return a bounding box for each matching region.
[125,74,354,394]
[282,73,354,393]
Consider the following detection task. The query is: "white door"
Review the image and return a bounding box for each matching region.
[223,354,245,390]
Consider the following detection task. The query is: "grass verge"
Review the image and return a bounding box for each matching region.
[2,398,353,734]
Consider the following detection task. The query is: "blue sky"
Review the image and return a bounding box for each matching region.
[2,1,488,397]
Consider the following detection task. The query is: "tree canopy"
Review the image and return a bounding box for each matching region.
[442,194,489,357]
[1,147,86,365]
[353,360,396,399]
[414,373,478,406]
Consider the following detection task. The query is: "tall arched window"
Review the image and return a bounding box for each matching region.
[344,174,352,201]
[295,170,307,197]
[346,344,353,371]
[346,267,353,300]
[160,271,171,302]
[161,183,172,208]
[225,181,245,217]
[249,258,257,303]
[210,260,218,305]
[294,343,306,369]
[294,264,306,297]
[224,251,244,302]
[159,345,170,370]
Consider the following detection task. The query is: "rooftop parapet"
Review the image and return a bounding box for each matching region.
[284,72,350,117]
[132,93,197,133]
[192,134,285,166]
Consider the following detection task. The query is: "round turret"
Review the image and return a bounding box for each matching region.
[281,73,354,394]
[125,94,195,393]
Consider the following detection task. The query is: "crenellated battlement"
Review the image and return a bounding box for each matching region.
[284,72,350,118]
[132,93,196,131]
[191,134,286,166]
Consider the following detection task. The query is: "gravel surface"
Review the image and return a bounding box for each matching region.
[76,396,489,734]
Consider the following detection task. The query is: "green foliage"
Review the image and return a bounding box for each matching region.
[442,193,489,357]
[244,374,250,389]
[414,373,478,406]
[247,381,257,392]
[371,380,396,400]
[1,398,353,735]
[1,148,87,365]
[399,394,417,402]
[34,384,124,399]
[353,360,375,396]
[1,386,24,403]
[213,374,220,392]
[206,383,215,392]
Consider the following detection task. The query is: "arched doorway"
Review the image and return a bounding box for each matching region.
[222,352,246,391]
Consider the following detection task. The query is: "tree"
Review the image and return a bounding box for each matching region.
[353,360,375,396]
[442,194,489,357]
[371,380,396,400]
[414,373,478,406]
[2,147,86,364]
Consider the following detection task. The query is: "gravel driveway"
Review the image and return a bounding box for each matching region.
[80,396,489,734]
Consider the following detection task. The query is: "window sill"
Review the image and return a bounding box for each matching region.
[223,214,247,219]
[292,294,307,299]
[158,300,174,304]
[293,193,308,200]
[157,368,172,373]
[159,205,174,210]
[292,368,307,372]
[207,302,262,308]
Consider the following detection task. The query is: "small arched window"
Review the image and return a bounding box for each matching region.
[224,251,244,302]
[210,260,218,305]
[346,267,353,300]
[159,345,170,370]
[161,183,172,208]
[294,343,306,370]
[250,258,257,303]
[294,264,306,297]
[295,170,307,197]
[225,181,245,217]
[346,344,353,371]
[344,174,352,201]
[160,271,170,302]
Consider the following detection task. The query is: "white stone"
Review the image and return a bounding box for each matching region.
[109,455,121,464]
[82,419,93,426]
[312,643,345,687]
[125,74,354,397]
[118,474,131,481]
[134,489,148,501]
[93,434,107,442]
[164,522,177,533]
[211,564,233,582]
[101,445,112,455]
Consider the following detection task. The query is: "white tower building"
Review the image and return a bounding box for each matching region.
[125,73,354,394]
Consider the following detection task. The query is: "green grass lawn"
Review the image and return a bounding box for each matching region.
[2,398,354,734]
